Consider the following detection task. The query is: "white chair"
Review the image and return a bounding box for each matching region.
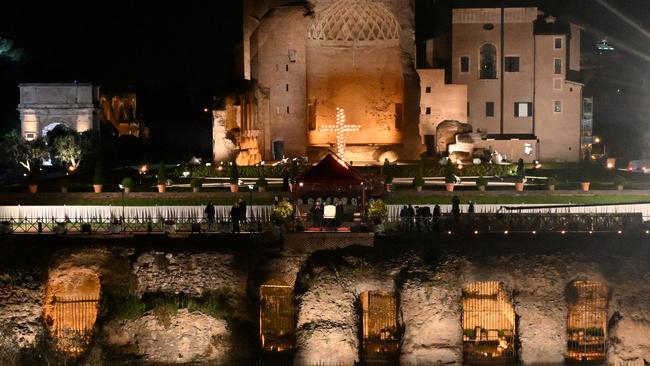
[323,205,336,227]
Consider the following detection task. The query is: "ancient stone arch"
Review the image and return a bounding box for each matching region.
[259,278,294,353]
[462,281,518,363]
[566,279,608,362]
[43,268,101,353]
[359,290,400,359]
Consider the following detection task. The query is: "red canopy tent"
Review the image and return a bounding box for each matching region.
[293,153,367,208]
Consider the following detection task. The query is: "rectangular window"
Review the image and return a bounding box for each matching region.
[285,64,289,72]
[425,107,431,115]
[554,37,563,49]
[285,84,289,92]
[395,103,403,130]
[504,56,520,72]
[425,86,431,93]
[288,49,297,62]
[554,58,562,74]
[514,102,533,117]
[467,102,470,117]
[287,106,290,114]
[460,56,470,73]
[554,100,562,113]
[486,102,494,117]
[553,78,563,91]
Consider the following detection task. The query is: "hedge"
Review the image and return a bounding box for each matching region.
[175,162,515,179]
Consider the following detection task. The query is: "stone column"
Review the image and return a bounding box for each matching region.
[400,277,463,364]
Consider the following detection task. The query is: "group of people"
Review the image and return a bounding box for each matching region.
[203,198,248,233]
[398,196,476,231]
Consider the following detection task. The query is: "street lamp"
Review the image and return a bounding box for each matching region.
[118,184,125,232]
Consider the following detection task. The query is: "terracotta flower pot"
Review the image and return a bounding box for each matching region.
[445,183,455,192]
[157,184,166,193]
[60,187,68,193]
[93,184,103,193]
[515,182,525,192]
[385,184,392,192]
[258,186,266,192]
[580,182,590,192]
[478,185,486,192]
[415,186,422,192]
[124,187,131,193]
[193,187,200,193]
[230,184,238,193]
[28,184,38,194]
[617,185,624,192]
[548,185,555,191]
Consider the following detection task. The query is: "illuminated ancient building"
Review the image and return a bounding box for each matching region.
[217,1,589,164]
[18,83,99,140]
[99,92,146,138]
[18,83,145,140]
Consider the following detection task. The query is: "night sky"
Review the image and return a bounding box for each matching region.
[1,0,649,161]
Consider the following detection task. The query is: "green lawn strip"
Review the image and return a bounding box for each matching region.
[384,195,650,205]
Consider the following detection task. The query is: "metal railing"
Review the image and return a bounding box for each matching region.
[0,217,275,234]
[383,212,644,234]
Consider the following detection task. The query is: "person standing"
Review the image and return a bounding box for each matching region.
[406,204,415,231]
[451,196,461,220]
[205,202,215,231]
[238,197,247,226]
[230,202,240,233]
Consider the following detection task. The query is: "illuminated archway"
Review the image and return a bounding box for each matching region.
[43,269,100,354]
[360,290,400,357]
[462,281,517,362]
[566,280,608,362]
[259,279,294,352]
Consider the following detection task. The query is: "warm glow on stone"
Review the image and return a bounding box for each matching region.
[318,108,360,161]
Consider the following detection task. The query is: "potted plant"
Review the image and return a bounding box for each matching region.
[476,176,488,192]
[190,178,203,193]
[547,176,558,191]
[229,160,239,193]
[514,176,526,192]
[444,162,456,192]
[367,199,388,233]
[256,176,268,192]
[271,200,294,229]
[384,173,394,192]
[157,162,167,193]
[59,176,71,193]
[121,177,135,193]
[614,176,627,191]
[27,171,39,194]
[93,161,104,193]
[412,167,425,192]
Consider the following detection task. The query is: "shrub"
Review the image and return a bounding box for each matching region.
[476,176,488,187]
[157,162,167,184]
[121,177,135,189]
[229,160,239,184]
[256,176,268,187]
[444,162,456,184]
[93,161,104,185]
[367,199,388,224]
[190,178,203,188]
[579,156,592,182]
[412,167,424,188]
[547,176,559,187]
[614,176,627,187]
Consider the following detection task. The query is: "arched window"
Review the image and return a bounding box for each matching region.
[566,280,608,362]
[259,279,294,352]
[463,281,517,362]
[360,291,400,358]
[480,44,497,79]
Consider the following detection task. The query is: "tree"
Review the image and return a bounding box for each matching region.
[0,130,48,172]
[54,135,83,170]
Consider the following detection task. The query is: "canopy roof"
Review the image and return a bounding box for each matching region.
[295,153,364,186]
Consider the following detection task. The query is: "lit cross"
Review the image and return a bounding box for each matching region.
[319,107,361,161]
